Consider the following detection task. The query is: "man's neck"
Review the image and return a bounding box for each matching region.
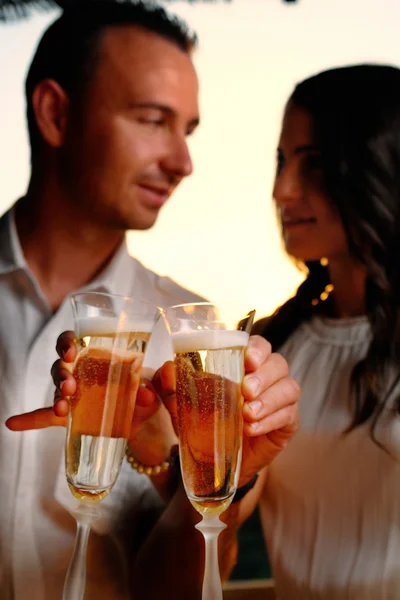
[15,188,125,312]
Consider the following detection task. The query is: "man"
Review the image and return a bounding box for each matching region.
[2,2,299,599]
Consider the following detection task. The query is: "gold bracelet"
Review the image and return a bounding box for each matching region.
[126,444,179,476]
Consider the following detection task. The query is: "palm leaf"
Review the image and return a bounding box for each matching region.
[0,0,65,21]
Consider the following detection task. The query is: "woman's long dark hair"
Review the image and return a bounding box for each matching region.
[254,64,400,430]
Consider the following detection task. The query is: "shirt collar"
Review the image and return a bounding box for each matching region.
[82,236,136,297]
[0,206,27,274]
[0,205,136,298]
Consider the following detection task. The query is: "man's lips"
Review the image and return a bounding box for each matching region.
[138,183,172,208]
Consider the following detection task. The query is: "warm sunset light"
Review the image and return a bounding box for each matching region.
[2,0,400,321]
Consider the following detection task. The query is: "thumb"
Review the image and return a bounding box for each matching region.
[153,361,178,435]
[128,357,160,437]
[131,380,161,430]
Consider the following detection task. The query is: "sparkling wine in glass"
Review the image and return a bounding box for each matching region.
[164,302,254,600]
[62,292,160,600]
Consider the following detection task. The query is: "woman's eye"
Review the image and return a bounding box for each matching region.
[276,155,285,175]
[305,153,323,170]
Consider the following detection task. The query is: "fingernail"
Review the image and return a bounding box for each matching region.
[249,349,262,363]
[249,400,262,416]
[60,346,69,359]
[249,421,260,433]
[246,376,261,396]
[247,342,262,362]
[60,380,67,392]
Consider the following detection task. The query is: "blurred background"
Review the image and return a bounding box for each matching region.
[4,0,400,323]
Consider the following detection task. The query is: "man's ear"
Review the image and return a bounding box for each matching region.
[31,79,70,148]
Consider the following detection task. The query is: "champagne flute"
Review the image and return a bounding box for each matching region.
[164,302,255,600]
[62,292,161,600]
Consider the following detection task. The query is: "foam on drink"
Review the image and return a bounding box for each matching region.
[78,315,154,338]
[172,329,249,353]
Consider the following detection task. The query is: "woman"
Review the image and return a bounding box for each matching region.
[252,64,400,598]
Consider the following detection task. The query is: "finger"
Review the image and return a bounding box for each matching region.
[128,355,143,412]
[51,361,76,395]
[53,398,70,417]
[153,361,176,400]
[152,361,178,433]
[133,390,160,422]
[159,361,176,394]
[243,376,300,422]
[56,331,77,362]
[6,407,67,431]
[159,361,177,417]
[129,381,161,438]
[244,335,272,373]
[136,380,157,408]
[243,404,299,438]
[242,352,289,402]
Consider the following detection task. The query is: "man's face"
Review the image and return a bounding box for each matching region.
[60,26,200,230]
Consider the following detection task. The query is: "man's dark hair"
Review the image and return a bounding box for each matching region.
[25,0,197,156]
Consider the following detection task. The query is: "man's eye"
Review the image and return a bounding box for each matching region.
[138,118,165,126]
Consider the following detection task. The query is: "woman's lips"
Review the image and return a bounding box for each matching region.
[282,217,317,229]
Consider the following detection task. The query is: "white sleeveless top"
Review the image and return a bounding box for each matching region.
[260,315,400,599]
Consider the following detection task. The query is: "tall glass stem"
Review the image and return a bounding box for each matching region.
[62,504,98,600]
[195,515,227,600]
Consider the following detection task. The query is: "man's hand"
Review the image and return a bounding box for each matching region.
[6,331,162,428]
[6,331,176,469]
[6,332,299,486]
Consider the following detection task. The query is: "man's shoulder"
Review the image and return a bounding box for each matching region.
[0,209,10,226]
[0,208,12,241]
[127,255,206,307]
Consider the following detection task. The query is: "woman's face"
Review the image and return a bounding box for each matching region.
[273,103,349,263]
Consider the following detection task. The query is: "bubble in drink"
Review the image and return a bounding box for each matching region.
[65,323,150,503]
[172,330,248,516]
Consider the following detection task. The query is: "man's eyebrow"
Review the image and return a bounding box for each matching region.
[129,102,200,129]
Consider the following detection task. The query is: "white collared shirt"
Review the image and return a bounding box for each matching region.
[0,207,203,600]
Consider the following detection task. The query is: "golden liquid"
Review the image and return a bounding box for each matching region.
[175,345,244,517]
[66,331,149,503]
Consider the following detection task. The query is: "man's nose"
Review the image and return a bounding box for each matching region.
[161,135,193,178]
